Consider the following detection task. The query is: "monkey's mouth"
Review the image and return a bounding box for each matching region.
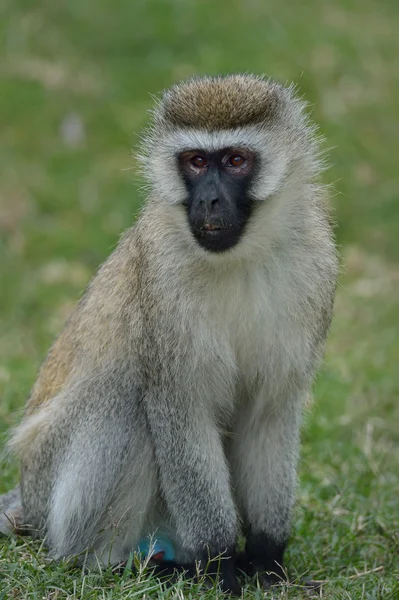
[200,223,224,232]
[192,223,241,253]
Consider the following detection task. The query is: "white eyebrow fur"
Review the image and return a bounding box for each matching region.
[159,126,271,153]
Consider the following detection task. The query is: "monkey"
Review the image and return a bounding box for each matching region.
[0,74,338,595]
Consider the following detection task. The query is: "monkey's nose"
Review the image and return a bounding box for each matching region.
[200,196,219,208]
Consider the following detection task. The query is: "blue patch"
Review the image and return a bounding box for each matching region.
[137,533,175,561]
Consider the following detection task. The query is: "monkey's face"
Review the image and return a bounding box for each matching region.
[178,147,258,252]
[140,75,321,258]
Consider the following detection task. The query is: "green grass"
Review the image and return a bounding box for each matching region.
[1,0,398,597]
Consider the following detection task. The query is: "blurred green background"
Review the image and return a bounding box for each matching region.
[1,0,398,598]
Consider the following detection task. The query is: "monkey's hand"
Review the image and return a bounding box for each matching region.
[242,532,287,590]
[151,554,241,596]
[202,553,242,596]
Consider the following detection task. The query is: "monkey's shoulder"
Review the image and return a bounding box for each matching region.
[25,229,143,413]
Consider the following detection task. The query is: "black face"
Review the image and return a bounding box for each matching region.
[178,147,258,252]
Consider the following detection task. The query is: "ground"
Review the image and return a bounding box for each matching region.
[0,0,398,598]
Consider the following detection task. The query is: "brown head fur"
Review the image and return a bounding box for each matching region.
[156,74,283,130]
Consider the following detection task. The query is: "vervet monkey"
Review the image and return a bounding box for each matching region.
[0,74,338,594]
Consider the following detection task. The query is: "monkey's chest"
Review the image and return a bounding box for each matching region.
[209,277,306,398]
[186,267,310,416]
[200,288,269,391]
[229,309,272,388]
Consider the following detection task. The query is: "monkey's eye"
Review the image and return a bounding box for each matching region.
[228,154,246,167]
[190,155,208,169]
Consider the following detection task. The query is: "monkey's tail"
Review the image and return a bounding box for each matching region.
[0,485,24,536]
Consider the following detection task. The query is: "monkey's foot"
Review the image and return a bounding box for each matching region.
[236,555,323,596]
[0,486,27,536]
[299,578,324,597]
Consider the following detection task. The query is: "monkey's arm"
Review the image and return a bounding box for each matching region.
[143,388,240,594]
[229,390,303,588]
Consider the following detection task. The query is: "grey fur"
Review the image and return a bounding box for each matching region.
[1,75,338,587]
[0,485,23,535]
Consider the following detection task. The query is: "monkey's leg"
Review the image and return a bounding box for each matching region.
[229,394,302,589]
[20,381,157,565]
[144,390,241,595]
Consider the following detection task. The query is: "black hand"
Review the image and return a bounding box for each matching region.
[204,553,241,596]
[245,531,286,588]
[151,553,242,596]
